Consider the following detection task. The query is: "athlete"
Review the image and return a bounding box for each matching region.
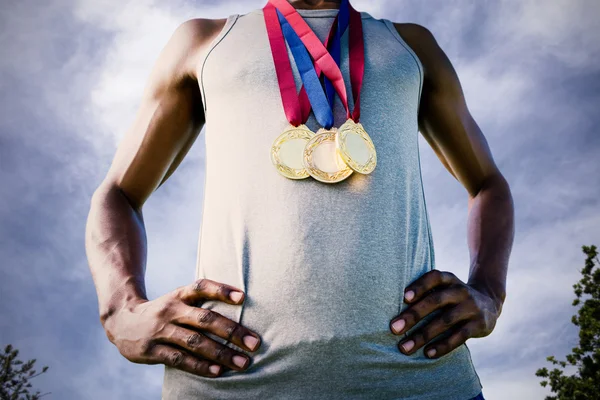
[85,0,514,399]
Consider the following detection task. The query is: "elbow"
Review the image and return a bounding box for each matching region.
[488,172,513,202]
[468,172,514,213]
[90,182,110,209]
[90,180,140,213]
[474,171,512,199]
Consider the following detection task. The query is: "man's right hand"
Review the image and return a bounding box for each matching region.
[101,278,261,378]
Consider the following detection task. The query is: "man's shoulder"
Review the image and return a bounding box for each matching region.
[391,22,436,42]
[390,22,439,59]
[162,17,229,80]
[172,17,229,50]
[389,22,452,81]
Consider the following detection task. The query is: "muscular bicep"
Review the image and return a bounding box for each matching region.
[398,23,501,197]
[101,20,207,210]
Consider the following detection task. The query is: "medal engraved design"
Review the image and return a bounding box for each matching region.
[271,124,315,179]
[303,128,353,183]
[336,118,377,174]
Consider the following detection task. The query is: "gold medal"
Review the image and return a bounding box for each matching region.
[303,127,353,184]
[271,124,315,179]
[336,118,377,175]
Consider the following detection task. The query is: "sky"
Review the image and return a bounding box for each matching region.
[0,0,599,399]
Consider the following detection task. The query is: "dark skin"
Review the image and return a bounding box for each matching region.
[85,0,514,379]
[389,23,513,359]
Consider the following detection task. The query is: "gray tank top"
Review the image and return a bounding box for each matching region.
[162,7,483,400]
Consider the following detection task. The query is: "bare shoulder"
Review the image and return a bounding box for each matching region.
[177,17,229,46]
[391,22,435,43]
[391,22,460,92]
[391,22,439,61]
[163,17,229,81]
[390,22,498,193]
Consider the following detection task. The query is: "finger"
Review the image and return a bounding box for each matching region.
[397,303,474,355]
[423,319,479,359]
[159,324,252,371]
[178,278,246,305]
[404,270,461,304]
[149,343,222,378]
[391,284,468,335]
[174,303,262,352]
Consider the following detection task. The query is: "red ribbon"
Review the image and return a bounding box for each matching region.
[264,3,304,126]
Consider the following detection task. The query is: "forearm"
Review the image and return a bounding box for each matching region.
[465,173,514,314]
[85,182,149,326]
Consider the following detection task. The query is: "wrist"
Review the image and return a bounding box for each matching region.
[468,279,506,315]
[99,277,148,327]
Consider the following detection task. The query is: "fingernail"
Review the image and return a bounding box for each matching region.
[233,355,248,368]
[391,319,405,334]
[401,340,414,352]
[243,335,259,351]
[427,348,437,358]
[209,364,220,375]
[229,291,244,303]
[404,290,415,302]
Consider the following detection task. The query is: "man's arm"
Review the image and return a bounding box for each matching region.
[86,18,210,322]
[389,23,515,359]
[85,18,262,377]
[403,22,513,306]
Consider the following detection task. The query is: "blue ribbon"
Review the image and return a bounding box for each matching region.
[277,9,334,129]
[323,0,350,109]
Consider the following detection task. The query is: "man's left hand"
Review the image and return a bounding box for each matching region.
[389,269,503,359]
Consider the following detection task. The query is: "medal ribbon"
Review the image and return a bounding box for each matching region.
[321,1,349,109]
[263,3,305,126]
[276,8,334,128]
[270,0,365,123]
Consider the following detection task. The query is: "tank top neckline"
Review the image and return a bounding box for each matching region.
[248,7,373,19]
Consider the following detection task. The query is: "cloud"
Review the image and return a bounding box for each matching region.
[0,0,598,399]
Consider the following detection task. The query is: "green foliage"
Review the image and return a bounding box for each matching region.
[0,344,50,399]
[536,244,600,399]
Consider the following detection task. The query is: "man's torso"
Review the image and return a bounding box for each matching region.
[162,7,483,400]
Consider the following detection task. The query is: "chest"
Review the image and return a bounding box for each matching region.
[201,13,422,124]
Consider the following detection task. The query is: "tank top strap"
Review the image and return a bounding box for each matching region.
[380,18,424,104]
[198,14,240,114]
